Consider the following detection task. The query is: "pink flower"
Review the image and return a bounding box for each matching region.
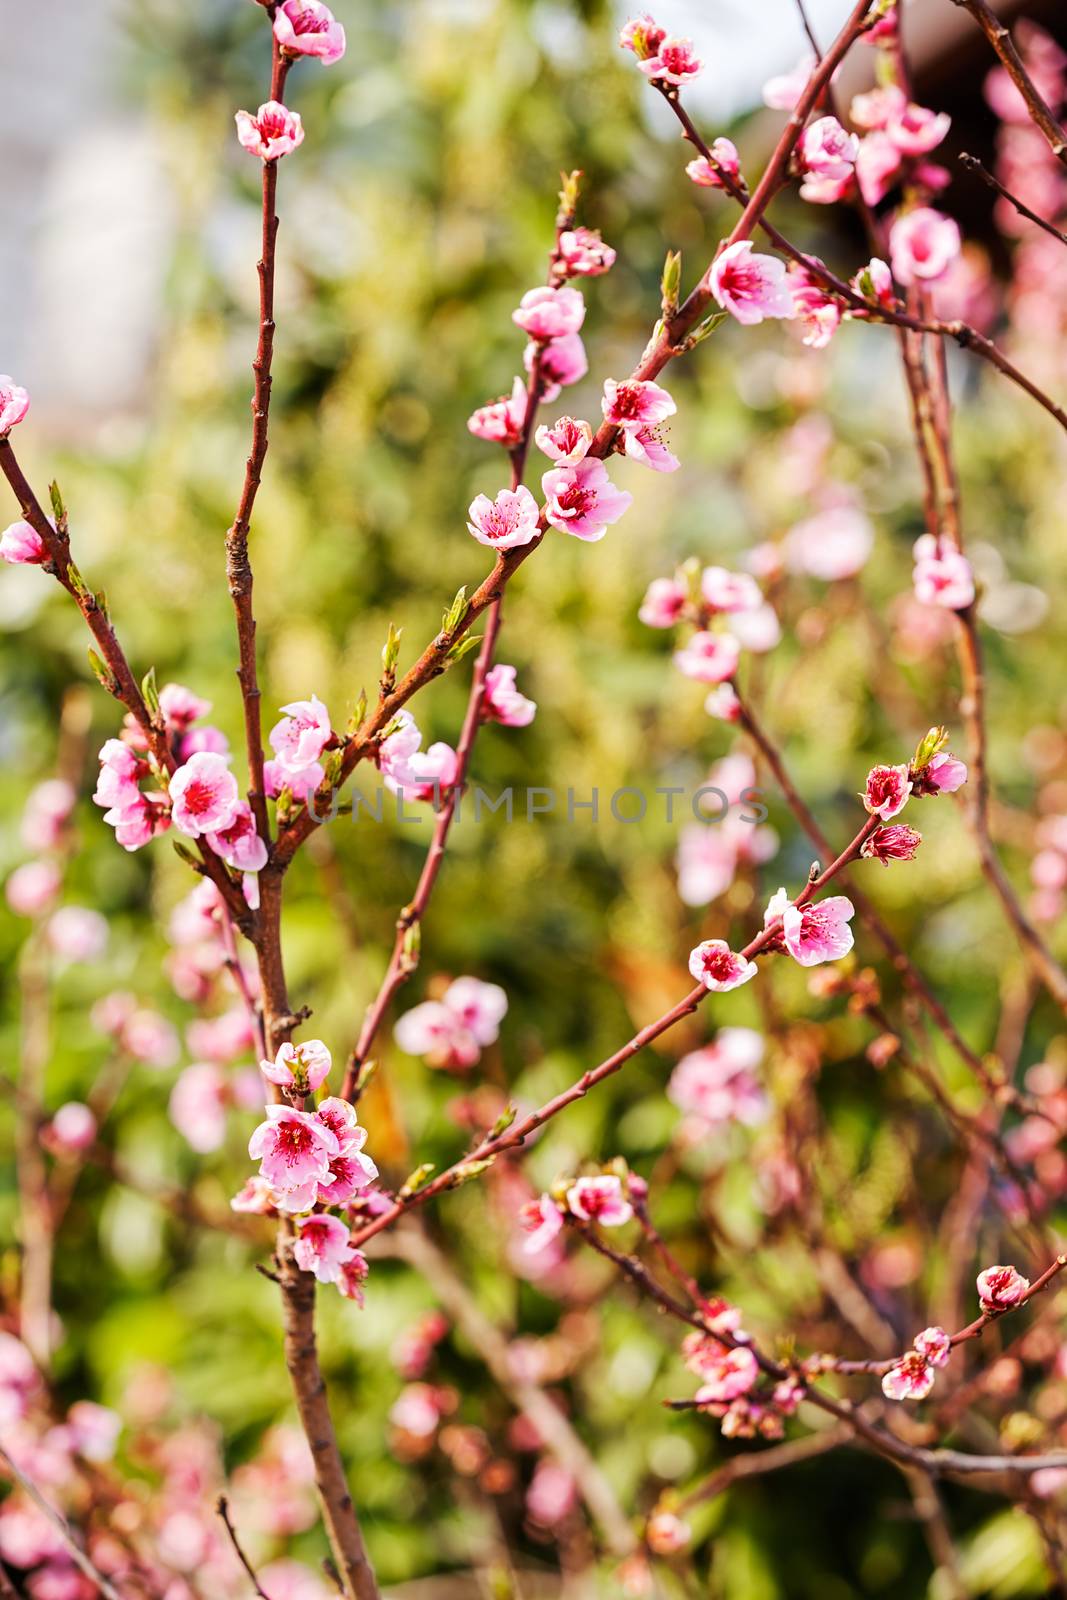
[468,377,527,446]
[914,1326,951,1367]
[647,1512,691,1556]
[93,738,143,813]
[709,241,795,325]
[1,520,46,565]
[159,683,211,730]
[21,779,75,853]
[855,131,902,206]
[187,1008,256,1064]
[542,458,632,543]
[886,103,951,157]
[67,1401,121,1463]
[0,377,30,434]
[772,891,855,966]
[6,860,61,917]
[566,1175,633,1226]
[395,976,507,1069]
[42,1102,97,1155]
[798,117,858,181]
[861,824,922,866]
[262,1039,332,1094]
[527,1461,578,1528]
[235,102,305,161]
[273,0,346,64]
[915,751,967,795]
[318,1129,378,1205]
[467,485,540,550]
[169,752,241,838]
[676,824,738,907]
[337,1251,370,1304]
[862,763,912,821]
[688,940,758,993]
[248,1105,340,1211]
[976,1264,1029,1312]
[535,416,592,464]
[851,257,896,309]
[849,86,906,131]
[889,208,961,286]
[520,1195,565,1254]
[694,1345,759,1403]
[206,801,268,873]
[442,976,508,1045]
[788,266,842,347]
[637,36,703,85]
[686,139,740,188]
[293,1215,354,1284]
[673,630,740,683]
[602,378,676,431]
[912,536,975,610]
[705,684,741,722]
[762,53,815,111]
[619,14,666,59]
[265,757,324,802]
[639,576,688,628]
[526,333,588,399]
[624,425,679,472]
[557,228,616,277]
[881,1351,934,1402]
[270,696,332,775]
[47,906,108,963]
[512,286,586,341]
[391,742,459,803]
[669,1029,768,1131]
[169,1064,228,1153]
[483,664,536,727]
[784,504,874,581]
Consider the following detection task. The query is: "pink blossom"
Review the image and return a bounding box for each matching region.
[270,696,332,775]
[557,227,616,277]
[293,1214,354,1284]
[705,684,741,722]
[624,425,679,472]
[93,738,143,814]
[729,602,780,654]
[263,1039,332,1094]
[391,741,459,803]
[442,976,508,1045]
[851,257,896,309]
[784,504,874,581]
[695,1345,759,1403]
[688,940,758,993]
[542,458,632,543]
[21,779,75,852]
[527,1461,579,1527]
[468,377,527,446]
[390,1382,448,1437]
[566,1175,632,1226]
[912,535,975,610]
[669,1028,768,1131]
[788,266,842,347]
[187,1008,256,1064]
[66,1400,121,1463]
[483,664,536,727]
[861,824,922,865]
[535,416,591,464]
[862,763,912,821]
[273,0,346,64]
[467,485,541,550]
[646,1511,691,1555]
[395,976,506,1070]
[512,286,585,341]
[798,117,858,181]
[637,36,703,86]
[886,103,951,157]
[6,860,61,917]
[619,15,666,59]
[916,751,967,795]
[602,378,676,431]
[889,207,961,286]
[673,630,740,683]
[881,1351,934,1401]
[248,1105,340,1211]
[169,752,240,838]
[159,683,211,729]
[639,576,688,628]
[318,1128,378,1205]
[520,1195,565,1254]
[855,132,903,206]
[526,333,588,399]
[762,53,815,112]
[709,241,795,325]
[337,1251,370,1304]
[686,139,740,188]
[46,906,108,963]
[976,1263,1029,1312]
[676,824,736,906]
[231,1176,277,1215]
[1,519,46,564]
[169,1064,228,1153]
[235,102,305,161]
[0,376,30,434]
[42,1102,97,1155]
[206,801,268,873]
[849,85,906,131]
[265,757,324,801]
[914,1326,951,1367]
[771,890,855,966]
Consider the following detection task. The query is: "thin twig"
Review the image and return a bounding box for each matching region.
[949,0,1067,165]
[960,151,1067,246]
[217,1496,273,1600]
[0,1447,122,1600]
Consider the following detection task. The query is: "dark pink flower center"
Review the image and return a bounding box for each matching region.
[702,948,737,980]
[182,779,216,816]
[274,1122,314,1164]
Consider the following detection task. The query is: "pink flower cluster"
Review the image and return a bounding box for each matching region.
[762,886,856,967]
[640,562,778,701]
[520,1171,635,1255]
[394,975,508,1071]
[247,1093,378,1222]
[668,1027,768,1136]
[912,535,976,611]
[848,84,952,209]
[377,708,458,802]
[620,17,702,85]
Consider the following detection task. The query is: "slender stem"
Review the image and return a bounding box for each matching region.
[217,1496,273,1600]
[949,0,1067,165]
[0,1446,122,1600]
[960,151,1067,246]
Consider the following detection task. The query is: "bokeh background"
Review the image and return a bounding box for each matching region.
[3,1,1067,1595]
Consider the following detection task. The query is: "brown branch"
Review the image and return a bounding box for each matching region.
[960,151,1067,246]
[217,1495,273,1600]
[0,1446,121,1600]
[949,0,1067,166]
